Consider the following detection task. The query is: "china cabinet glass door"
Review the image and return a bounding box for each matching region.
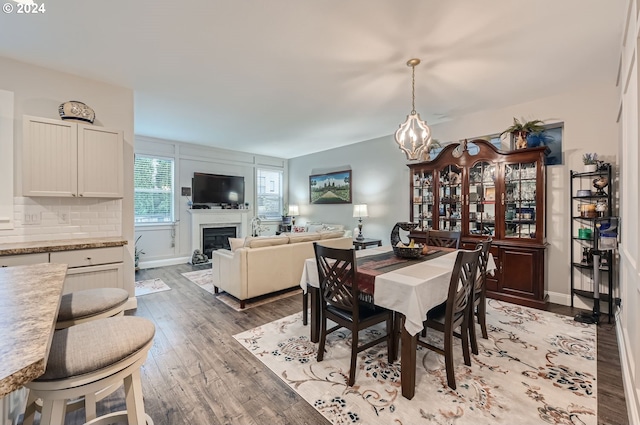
[504,161,537,240]
[468,161,496,237]
[438,164,462,232]
[412,170,434,231]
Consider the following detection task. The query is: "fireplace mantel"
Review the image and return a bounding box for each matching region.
[187,209,251,256]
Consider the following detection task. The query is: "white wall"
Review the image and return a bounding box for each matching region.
[289,81,619,306]
[616,0,640,422]
[0,56,135,291]
[134,136,286,268]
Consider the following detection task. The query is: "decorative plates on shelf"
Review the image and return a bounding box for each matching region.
[58,101,95,124]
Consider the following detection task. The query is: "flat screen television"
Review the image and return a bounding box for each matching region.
[192,173,244,206]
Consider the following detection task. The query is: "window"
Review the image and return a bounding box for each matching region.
[134,155,174,224]
[256,168,283,220]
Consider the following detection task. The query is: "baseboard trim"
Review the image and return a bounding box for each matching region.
[617,310,640,425]
[138,257,191,270]
[546,291,571,306]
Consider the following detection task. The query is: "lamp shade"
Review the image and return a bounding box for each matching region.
[288,205,299,216]
[353,204,368,218]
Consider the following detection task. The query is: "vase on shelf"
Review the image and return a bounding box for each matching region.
[583,164,597,173]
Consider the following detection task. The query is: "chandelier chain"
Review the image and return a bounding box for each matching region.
[411,64,416,115]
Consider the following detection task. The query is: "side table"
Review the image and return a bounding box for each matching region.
[353,238,382,250]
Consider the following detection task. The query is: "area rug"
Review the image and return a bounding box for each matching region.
[134,278,171,296]
[234,299,597,425]
[181,269,301,311]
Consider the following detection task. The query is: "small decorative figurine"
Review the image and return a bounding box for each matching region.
[191,249,208,265]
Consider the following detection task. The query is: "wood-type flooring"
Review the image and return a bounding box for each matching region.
[53,263,628,425]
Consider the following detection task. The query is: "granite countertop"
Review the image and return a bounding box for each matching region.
[0,263,67,397]
[0,237,128,256]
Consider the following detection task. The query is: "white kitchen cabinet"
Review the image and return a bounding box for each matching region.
[50,246,124,294]
[22,115,123,198]
[0,253,49,268]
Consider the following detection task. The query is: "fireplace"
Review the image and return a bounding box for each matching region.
[202,226,236,259]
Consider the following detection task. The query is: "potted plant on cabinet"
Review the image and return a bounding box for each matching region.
[501,117,545,149]
[583,153,598,173]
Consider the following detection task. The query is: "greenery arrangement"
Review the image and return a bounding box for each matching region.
[582,153,598,165]
[134,235,145,269]
[500,117,546,136]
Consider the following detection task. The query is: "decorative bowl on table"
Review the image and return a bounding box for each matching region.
[392,246,423,259]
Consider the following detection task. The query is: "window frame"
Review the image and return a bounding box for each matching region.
[134,154,175,225]
[256,167,284,221]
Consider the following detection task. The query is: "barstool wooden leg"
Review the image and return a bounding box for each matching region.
[124,369,146,425]
[22,391,38,425]
[40,399,66,425]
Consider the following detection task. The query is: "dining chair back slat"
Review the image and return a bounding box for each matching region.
[427,230,461,249]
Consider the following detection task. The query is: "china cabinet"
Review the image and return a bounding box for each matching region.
[569,163,615,322]
[23,115,123,198]
[408,140,549,308]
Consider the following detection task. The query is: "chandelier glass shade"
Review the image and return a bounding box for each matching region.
[395,58,433,161]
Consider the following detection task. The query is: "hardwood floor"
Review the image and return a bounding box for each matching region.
[57,263,627,425]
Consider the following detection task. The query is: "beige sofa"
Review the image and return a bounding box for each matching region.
[212,230,352,308]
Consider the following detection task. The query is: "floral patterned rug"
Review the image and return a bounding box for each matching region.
[233,299,597,425]
[181,269,301,311]
[134,278,171,296]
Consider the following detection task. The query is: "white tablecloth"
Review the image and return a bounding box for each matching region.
[300,246,496,336]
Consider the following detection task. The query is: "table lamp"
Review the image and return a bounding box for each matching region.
[288,205,299,225]
[353,204,368,241]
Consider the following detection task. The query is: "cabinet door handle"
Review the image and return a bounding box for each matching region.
[72,193,76,197]
[501,192,505,206]
[86,257,92,261]
[79,194,84,197]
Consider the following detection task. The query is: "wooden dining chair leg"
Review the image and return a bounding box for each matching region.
[444,331,456,390]
[302,291,308,326]
[317,314,327,362]
[386,315,395,363]
[461,319,472,366]
[469,305,479,355]
[349,328,359,386]
[478,294,488,339]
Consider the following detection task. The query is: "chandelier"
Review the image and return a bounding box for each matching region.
[394,58,433,161]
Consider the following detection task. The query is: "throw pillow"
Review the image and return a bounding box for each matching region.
[293,225,306,233]
[229,238,245,252]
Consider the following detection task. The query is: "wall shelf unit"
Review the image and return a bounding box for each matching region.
[569,164,615,323]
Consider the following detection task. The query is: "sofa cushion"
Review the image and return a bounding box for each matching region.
[288,232,322,243]
[229,237,245,252]
[244,235,289,248]
[319,230,345,239]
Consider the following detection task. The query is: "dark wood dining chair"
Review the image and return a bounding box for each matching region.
[469,238,492,355]
[313,242,394,386]
[417,247,480,390]
[427,229,461,249]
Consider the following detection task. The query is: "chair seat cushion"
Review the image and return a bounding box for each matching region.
[327,302,389,322]
[57,288,129,322]
[38,316,155,381]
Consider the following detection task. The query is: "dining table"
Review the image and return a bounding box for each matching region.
[299,245,496,399]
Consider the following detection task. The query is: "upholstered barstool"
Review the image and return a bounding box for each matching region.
[56,287,129,329]
[23,316,155,425]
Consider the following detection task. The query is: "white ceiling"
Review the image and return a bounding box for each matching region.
[0,1,625,159]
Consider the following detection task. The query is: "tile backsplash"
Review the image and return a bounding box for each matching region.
[0,197,122,243]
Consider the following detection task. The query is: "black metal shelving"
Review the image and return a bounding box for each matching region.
[569,163,614,323]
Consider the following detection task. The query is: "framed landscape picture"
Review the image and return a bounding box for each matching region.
[309,170,352,204]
